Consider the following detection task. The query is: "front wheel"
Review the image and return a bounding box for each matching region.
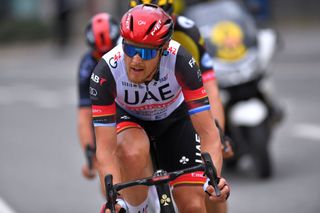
[248,122,272,179]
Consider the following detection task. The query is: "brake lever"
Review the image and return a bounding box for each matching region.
[104,175,117,213]
[214,120,228,153]
[201,152,221,197]
[85,144,95,170]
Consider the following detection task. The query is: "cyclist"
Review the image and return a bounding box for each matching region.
[90,4,230,213]
[128,0,234,161]
[77,12,120,179]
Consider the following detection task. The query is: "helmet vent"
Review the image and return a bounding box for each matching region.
[160,19,173,41]
[144,3,158,9]
[129,16,133,32]
[145,21,157,36]
[100,33,105,45]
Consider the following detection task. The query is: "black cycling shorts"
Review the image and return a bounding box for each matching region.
[116,103,206,186]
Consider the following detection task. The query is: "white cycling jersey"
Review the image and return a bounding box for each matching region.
[90,39,209,125]
[105,40,183,120]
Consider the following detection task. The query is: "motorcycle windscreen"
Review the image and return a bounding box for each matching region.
[184,0,262,87]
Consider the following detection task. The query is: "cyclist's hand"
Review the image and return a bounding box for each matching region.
[82,154,97,179]
[222,137,234,159]
[214,120,235,159]
[205,177,230,202]
[82,163,97,179]
[100,203,123,213]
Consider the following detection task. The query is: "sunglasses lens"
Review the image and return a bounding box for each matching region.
[140,48,158,60]
[123,44,137,57]
[123,43,158,60]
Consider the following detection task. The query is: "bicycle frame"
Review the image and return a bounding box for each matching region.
[103,152,220,213]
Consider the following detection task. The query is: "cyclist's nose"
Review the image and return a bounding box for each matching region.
[131,53,143,62]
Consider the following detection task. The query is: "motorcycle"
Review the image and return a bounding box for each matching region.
[185,0,284,178]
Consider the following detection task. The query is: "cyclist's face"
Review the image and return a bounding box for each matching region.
[123,40,161,84]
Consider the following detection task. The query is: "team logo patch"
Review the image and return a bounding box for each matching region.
[179,156,190,164]
[160,194,171,206]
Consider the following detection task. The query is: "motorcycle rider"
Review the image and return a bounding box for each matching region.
[129,0,234,162]
[91,4,230,213]
[183,0,284,178]
[77,12,120,179]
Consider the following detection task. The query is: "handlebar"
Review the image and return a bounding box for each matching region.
[103,152,221,212]
[214,120,228,153]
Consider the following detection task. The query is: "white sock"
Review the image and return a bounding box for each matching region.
[124,186,160,213]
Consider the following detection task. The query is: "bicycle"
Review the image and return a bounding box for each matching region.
[103,152,221,213]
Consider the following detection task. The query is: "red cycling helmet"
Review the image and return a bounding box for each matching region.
[120,4,174,47]
[85,13,120,53]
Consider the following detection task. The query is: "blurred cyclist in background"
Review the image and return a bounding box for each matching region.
[77,12,120,179]
[129,0,233,157]
[129,0,226,132]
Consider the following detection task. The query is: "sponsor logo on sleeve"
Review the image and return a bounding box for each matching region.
[89,87,98,96]
[188,57,196,68]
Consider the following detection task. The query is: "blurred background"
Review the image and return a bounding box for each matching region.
[0,0,319,212]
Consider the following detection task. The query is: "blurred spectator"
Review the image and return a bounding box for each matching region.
[85,0,97,18]
[0,0,11,19]
[55,0,73,48]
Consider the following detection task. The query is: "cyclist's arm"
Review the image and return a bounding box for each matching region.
[78,108,94,149]
[203,78,225,130]
[200,52,225,130]
[191,110,223,175]
[77,54,96,150]
[90,59,121,194]
[175,47,223,175]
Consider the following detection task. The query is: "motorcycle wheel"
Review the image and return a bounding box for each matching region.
[224,157,239,169]
[248,122,272,179]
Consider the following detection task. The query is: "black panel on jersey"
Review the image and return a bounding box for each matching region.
[90,59,116,106]
[174,46,203,90]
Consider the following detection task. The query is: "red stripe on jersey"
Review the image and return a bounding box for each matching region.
[116,121,142,133]
[92,104,116,117]
[169,171,206,187]
[202,70,216,83]
[183,87,207,102]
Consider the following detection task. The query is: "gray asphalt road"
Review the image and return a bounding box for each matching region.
[1,26,320,213]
